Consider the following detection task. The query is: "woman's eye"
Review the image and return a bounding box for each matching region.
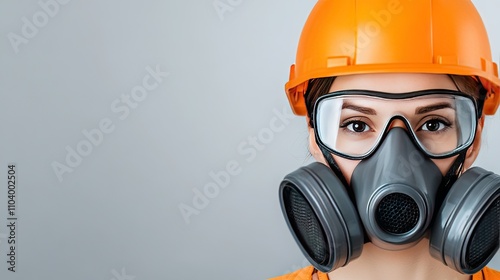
[345,121,370,133]
[421,119,447,132]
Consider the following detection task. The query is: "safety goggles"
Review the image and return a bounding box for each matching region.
[313,90,479,159]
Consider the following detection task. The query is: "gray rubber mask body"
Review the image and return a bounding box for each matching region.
[351,127,443,250]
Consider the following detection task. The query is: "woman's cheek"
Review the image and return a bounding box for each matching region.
[431,156,458,177]
[333,155,361,185]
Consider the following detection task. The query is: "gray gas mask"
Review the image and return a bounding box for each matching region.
[279,90,500,274]
[350,128,442,250]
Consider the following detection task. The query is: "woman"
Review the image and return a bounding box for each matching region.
[272,0,500,279]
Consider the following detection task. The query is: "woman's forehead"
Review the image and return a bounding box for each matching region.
[339,96,456,115]
[329,73,458,93]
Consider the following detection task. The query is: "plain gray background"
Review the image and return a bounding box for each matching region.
[0,0,499,279]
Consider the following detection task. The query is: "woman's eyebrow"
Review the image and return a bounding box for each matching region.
[415,102,455,114]
[341,102,377,115]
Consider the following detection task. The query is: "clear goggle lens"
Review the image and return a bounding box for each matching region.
[314,90,478,159]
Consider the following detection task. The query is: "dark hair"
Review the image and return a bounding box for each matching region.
[304,77,336,128]
[304,75,482,128]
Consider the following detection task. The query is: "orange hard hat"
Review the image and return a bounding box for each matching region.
[286,0,500,116]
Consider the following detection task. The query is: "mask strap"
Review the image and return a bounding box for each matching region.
[319,144,370,243]
[436,151,467,208]
[318,145,352,197]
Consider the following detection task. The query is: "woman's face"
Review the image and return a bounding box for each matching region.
[308,73,483,184]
